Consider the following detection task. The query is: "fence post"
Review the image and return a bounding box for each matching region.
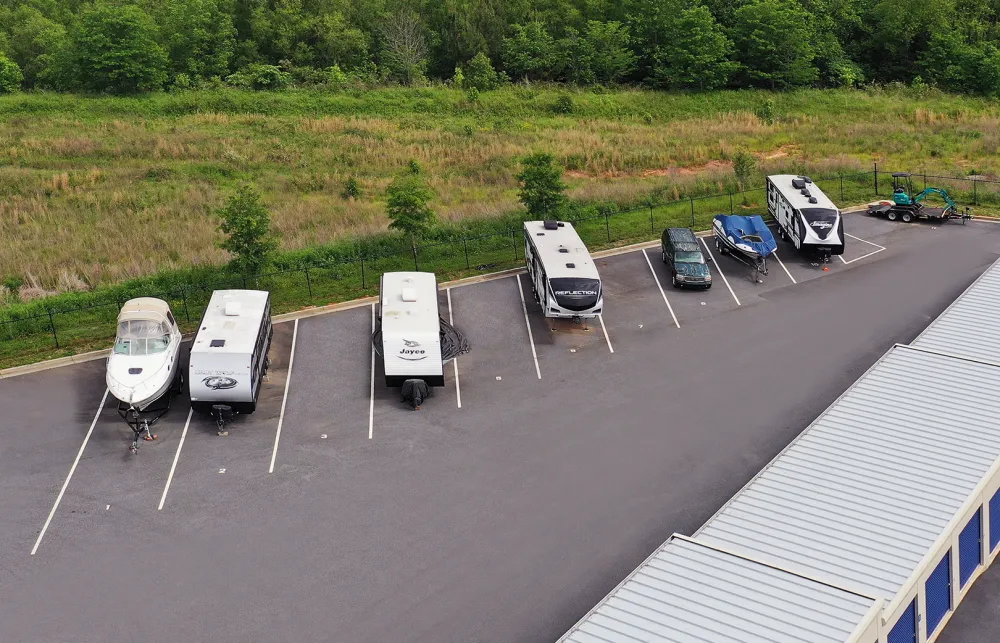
[412,244,419,271]
[463,237,470,269]
[840,175,844,202]
[923,171,927,191]
[974,179,978,205]
[182,288,190,322]
[874,162,878,195]
[729,192,734,214]
[361,256,366,289]
[512,229,518,260]
[605,209,611,242]
[304,267,313,298]
[649,205,654,235]
[47,308,59,348]
[689,196,695,227]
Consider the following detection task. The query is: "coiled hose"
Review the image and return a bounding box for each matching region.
[372,317,470,363]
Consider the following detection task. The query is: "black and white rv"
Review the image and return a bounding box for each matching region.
[189,289,272,433]
[766,174,845,262]
[523,220,603,319]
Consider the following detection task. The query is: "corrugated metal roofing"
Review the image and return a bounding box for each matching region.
[559,537,876,643]
[911,257,1000,363]
[696,345,1000,600]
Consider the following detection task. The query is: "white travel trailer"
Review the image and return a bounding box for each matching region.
[523,220,603,319]
[766,174,845,262]
[376,272,445,388]
[188,290,272,433]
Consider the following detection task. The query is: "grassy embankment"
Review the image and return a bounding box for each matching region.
[1,85,999,368]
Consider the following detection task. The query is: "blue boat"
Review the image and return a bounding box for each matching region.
[712,214,777,281]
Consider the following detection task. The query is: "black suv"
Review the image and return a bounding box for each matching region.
[661,227,712,289]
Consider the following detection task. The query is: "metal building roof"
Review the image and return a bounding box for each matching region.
[696,344,1000,600]
[911,257,1000,364]
[558,536,877,643]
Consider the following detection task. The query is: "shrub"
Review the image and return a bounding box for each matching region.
[216,185,278,275]
[517,152,567,218]
[553,94,574,114]
[342,177,361,199]
[464,52,500,91]
[386,174,435,240]
[226,64,291,90]
[0,55,23,93]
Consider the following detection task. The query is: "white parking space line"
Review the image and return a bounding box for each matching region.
[268,318,298,474]
[158,408,193,510]
[369,304,376,439]
[516,274,542,380]
[840,233,888,265]
[598,315,614,353]
[447,288,461,409]
[31,388,110,555]
[772,251,797,284]
[846,232,887,250]
[700,238,741,306]
[641,249,680,328]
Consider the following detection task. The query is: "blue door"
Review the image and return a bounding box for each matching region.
[925,551,951,636]
[990,489,1000,553]
[888,599,917,643]
[959,508,983,587]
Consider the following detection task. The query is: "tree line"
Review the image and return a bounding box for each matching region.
[1,0,999,95]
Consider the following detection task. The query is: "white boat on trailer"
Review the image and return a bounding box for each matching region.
[106,297,183,453]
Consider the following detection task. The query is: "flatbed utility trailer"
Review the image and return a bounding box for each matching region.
[866,172,972,223]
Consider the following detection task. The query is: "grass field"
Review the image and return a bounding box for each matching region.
[3,84,1000,294]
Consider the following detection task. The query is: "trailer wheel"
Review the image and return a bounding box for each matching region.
[901,212,913,223]
[887,210,898,221]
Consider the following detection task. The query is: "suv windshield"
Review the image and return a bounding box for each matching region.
[113,319,171,356]
[675,251,705,264]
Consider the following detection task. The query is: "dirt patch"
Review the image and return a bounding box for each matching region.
[763,144,800,160]
[567,160,733,179]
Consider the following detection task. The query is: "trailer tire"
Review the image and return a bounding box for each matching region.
[901,212,913,223]
[716,238,729,255]
[887,210,898,221]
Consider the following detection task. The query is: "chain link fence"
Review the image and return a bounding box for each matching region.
[1,165,974,365]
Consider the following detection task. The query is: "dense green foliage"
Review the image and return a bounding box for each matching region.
[217,185,278,275]
[517,153,568,219]
[386,172,435,239]
[4,0,1000,94]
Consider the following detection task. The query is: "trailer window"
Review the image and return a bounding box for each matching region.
[113,320,171,356]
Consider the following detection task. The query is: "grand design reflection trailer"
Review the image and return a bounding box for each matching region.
[188,289,273,434]
[523,220,603,320]
[767,174,845,262]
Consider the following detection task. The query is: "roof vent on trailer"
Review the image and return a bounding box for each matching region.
[401,287,418,302]
[566,263,576,268]
[801,189,811,197]
[543,220,559,230]
[210,339,226,348]
[557,222,565,227]
[224,301,242,316]
[558,246,569,253]
[809,196,818,203]
[791,178,806,189]
[800,175,813,184]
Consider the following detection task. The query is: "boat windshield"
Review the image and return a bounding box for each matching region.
[741,234,763,242]
[675,251,705,264]
[114,319,171,356]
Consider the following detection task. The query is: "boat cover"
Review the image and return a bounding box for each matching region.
[714,215,777,257]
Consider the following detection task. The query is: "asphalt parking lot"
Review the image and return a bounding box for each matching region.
[2,214,999,643]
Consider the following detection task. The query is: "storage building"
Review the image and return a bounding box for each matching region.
[558,257,1000,643]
